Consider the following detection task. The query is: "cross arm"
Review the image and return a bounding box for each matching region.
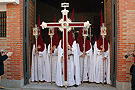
[40,21,61,29]
[69,21,91,28]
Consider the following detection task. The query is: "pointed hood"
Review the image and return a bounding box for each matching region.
[77,15,91,52]
[77,15,84,52]
[49,15,60,47]
[96,10,108,51]
[96,10,108,52]
[98,10,103,39]
[100,10,103,29]
[36,14,45,52]
[68,9,75,46]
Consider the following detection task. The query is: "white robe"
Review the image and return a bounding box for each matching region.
[88,45,95,82]
[56,40,80,86]
[93,41,110,84]
[31,44,51,82]
[48,44,58,82]
[77,43,93,81]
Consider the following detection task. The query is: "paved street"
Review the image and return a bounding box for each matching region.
[1,82,117,90]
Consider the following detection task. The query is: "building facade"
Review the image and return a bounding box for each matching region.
[0,0,134,90]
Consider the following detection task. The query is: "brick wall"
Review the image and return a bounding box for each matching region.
[117,0,135,82]
[0,0,23,80]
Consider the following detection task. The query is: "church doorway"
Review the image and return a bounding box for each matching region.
[23,0,117,87]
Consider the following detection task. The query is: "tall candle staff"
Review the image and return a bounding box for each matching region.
[82,27,89,83]
[101,23,107,85]
[33,24,40,84]
[48,28,54,84]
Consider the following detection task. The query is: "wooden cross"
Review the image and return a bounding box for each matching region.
[40,3,91,86]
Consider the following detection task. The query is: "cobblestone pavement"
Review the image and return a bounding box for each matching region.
[1,82,117,90]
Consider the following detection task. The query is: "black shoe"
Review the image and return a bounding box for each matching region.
[73,84,78,87]
[81,81,83,83]
[104,82,107,84]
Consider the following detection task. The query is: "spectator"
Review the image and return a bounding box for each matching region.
[0,50,12,89]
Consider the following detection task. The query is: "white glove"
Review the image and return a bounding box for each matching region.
[7,52,13,57]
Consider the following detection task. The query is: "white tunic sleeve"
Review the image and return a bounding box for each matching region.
[53,47,58,55]
[93,41,98,82]
[77,43,83,56]
[56,40,63,86]
[43,44,51,82]
[106,43,110,84]
[32,44,36,55]
[31,44,36,81]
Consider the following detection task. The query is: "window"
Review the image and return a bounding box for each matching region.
[0,12,6,37]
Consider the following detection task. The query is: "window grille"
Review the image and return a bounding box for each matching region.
[0,12,6,37]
